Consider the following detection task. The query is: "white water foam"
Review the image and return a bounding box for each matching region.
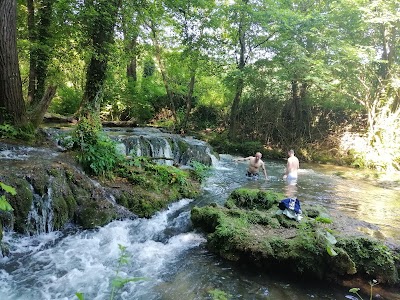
[0,198,205,300]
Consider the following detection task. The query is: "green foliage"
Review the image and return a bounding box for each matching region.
[49,86,82,115]
[349,279,379,300]
[0,123,35,141]
[73,117,123,177]
[209,288,231,300]
[191,105,222,129]
[0,181,16,212]
[189,160,211,183]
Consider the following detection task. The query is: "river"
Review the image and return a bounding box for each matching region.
[1,154,399,300]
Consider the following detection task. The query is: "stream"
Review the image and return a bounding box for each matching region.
[1,150,399,300]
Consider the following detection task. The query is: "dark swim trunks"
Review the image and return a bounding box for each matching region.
[246,171,259,178]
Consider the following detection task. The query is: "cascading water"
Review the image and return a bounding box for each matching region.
[26,178,54,235]
[0,199,205,300]
[1,132,400,299]
[104,127,217,166]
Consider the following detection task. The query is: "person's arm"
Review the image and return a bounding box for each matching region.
[234,156,251,162]
[262,163,268,180]
[283,160,289,179]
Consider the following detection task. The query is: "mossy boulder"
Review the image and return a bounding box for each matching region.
[225,188,284,210]
[111,163,200,218]
[0,175,33,233]
[191,188,400,287]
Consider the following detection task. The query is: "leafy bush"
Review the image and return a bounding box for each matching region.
[49,86,82,115]
[189,160,211,183]
[0,123,35,141]
[73,117,123,177]
[191,104,221,129]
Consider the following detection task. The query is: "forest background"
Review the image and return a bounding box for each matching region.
[1,0,400,171]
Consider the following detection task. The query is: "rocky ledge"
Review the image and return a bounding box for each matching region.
[191,188,400,299]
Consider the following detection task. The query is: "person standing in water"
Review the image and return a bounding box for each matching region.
[283,149,299,184]
[234,152,268,181]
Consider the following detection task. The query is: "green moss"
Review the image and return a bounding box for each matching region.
[50,167,77,230]
[275,214,299,228]
[225,188,283,210]
[3,177,33,233]
[75,201,115,229]
[337,237,399,284]
[115,163,199,218]
[28,170,48,196]
[190,188,399,286]
[326,247,357,275]
[177,139,189,154]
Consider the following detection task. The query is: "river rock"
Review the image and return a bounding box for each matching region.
[191,188,400,295]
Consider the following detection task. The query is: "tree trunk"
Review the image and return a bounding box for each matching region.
[34,0,54,104]
[29,85,57,127]
[228,14,246,140]
[149,22,177,124]
[0,0,27,125]
[27,0,55,105]
[126,36,138,82]
[27,0,36,103]
[181,69,196,131]
[80,0,121,116]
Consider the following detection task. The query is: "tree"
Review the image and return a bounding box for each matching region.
[0,0,27,125]
[27,0,56,105]
[338,0,400,170]
[217,0,276,139]
[80,0,122,117]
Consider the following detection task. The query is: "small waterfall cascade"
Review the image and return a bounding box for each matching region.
[106,127,218,166]
[42,126,218,166]
[26,177,54,235]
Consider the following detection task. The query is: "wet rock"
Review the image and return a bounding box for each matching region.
[191,188,400,290]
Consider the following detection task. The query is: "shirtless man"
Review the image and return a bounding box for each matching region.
[283,149,299,184]
[234,152,268,181]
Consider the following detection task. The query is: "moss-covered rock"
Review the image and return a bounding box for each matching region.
[0,176,33,233]
[112,160,200,218]
[225,188,284,210]
[337,237,399,284]
[191,188,400,288]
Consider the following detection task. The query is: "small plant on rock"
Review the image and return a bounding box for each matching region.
[349,279,379,300]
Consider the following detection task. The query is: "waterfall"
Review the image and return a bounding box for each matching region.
[26,178,54,235]
[108,127,218,166]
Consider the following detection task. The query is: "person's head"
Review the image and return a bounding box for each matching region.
[255,152,262,160]
[288,149,294,156]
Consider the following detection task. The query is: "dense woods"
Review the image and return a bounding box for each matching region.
[1,0,400,170]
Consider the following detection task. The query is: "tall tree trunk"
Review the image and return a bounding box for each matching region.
[228,15,246,140]
[149,22,177,124]
[0,0,27,125]
[126,37,138,82]
[27,0,36,103]
[27,0,55,105]
[34,0,54,104]
[81,0,121,116]
[29,85,57,127]
[181,68,196,131]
